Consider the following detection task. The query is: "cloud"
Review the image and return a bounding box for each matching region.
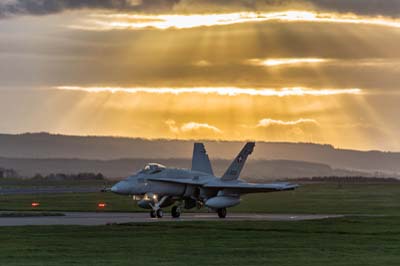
[0,0,301,18]
[255,118,320,142]
[256,118,318,127]
[193,60,211,67]
[0,0,177,18]
[308,0,400,18]
[1,1,400,18]
[180,122,222,133]
[165,120,222,137]
[248,58,330,67]
[70,11,400,31]
[56,86,362,97]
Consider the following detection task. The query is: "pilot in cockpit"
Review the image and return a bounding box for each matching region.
[138,163,166,175]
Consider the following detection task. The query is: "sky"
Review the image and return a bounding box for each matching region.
[0,0,400,151]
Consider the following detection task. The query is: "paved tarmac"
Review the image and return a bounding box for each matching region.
[0,212,343,226]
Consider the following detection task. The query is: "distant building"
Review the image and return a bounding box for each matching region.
[0,167,19,178]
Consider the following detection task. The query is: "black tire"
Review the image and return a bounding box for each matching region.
[156,209,163,218]
[171,206,181,218]
[150,210,156,218]
[217,208,227,218]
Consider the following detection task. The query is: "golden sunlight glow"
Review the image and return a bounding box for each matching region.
[248,58,329,67]
[257,118,318,127]
[56,86,362,97]
[70,11,400,30]
[166,120,222,135]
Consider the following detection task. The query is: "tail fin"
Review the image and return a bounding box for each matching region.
[191,143,214,175]
[221,142,255,181]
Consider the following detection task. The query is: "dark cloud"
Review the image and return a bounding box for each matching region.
[174,0,400,17]
[0,0,179,17]
[1,0,400,18]
[309,0,400,17]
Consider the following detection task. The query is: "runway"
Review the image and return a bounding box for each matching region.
[0,212,344,226]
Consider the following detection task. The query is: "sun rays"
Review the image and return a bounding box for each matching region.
[56,86,361,97]
[247,58,330,67]
[69,11,400,31]
[1,4,398,150]
[49,8,400,149]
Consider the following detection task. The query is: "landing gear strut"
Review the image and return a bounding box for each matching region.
[156,209,163,218]
[217,208,227,218]
[171,206,181,218]
[149,195,168,218]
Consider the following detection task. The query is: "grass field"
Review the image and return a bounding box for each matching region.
[1,183,400,265]
[1,183,400,215]
[0,178,107,188]
[0,216,399,266]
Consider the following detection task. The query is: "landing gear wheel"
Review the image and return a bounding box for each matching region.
[156,209,163,218]
[217,208,227,218]
[150,210,156,218]
[171,206,181,218]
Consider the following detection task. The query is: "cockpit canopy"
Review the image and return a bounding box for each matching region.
[138,163,166,174]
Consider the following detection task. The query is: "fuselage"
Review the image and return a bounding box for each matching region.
[111,164,223,209]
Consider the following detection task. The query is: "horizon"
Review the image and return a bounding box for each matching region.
[1,131,399,154]
[2,131,400,178]
[0,130,377,152]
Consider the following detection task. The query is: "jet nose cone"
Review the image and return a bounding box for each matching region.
[111,181,131,195]
[110,184,119,193]
[111,182,124,194]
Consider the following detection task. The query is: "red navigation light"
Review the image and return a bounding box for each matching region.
[98,202,106,208]
[31,202,40,207]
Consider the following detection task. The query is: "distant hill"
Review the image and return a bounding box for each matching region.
[1,132,400,174]
[0,157,370,180]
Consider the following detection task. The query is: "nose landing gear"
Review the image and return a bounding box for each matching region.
[150,209,163,218]
[149,195,169,218]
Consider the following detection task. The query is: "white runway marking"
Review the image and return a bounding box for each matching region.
[0,212,344,226]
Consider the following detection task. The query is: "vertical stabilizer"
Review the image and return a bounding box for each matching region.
[221,142,255,181]
[191,143,214,175]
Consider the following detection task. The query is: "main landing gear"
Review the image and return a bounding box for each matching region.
[171,206,181,218]
[217,208,227,218]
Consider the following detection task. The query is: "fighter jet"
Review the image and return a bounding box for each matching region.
[111,142,298,218]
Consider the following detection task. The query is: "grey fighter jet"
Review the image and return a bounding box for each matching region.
[111,142,298,218]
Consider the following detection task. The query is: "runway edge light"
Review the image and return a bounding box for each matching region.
[98,202,107,208]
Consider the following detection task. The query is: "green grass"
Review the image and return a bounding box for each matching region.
[0,216,399,266]
[1,183,400,215]
[0,178,107,188]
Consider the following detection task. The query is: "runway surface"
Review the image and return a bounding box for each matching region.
[0,212,343,226]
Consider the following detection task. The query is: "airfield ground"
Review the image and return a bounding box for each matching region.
[1,183,400,215]
[0,182,399,265]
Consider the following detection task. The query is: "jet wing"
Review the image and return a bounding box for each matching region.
[146,177,207,185]
[203,182,299,193]
[145,177,299,193]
